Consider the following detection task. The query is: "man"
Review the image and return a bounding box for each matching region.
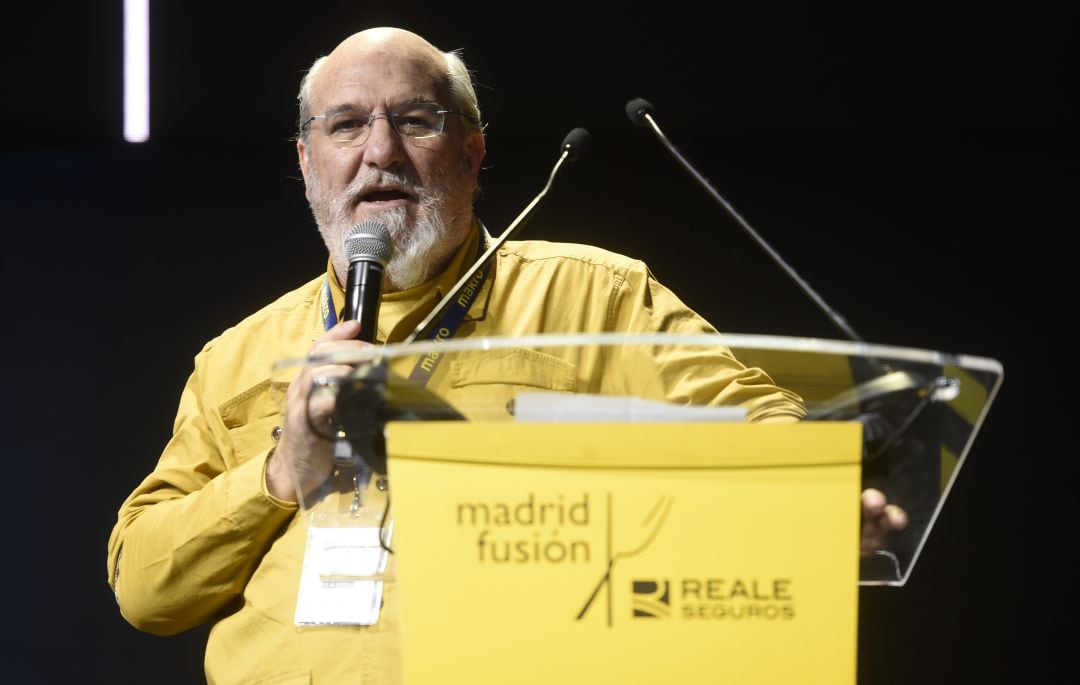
[108,27,905,684]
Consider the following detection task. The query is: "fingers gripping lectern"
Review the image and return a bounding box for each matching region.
[275,332,1001,684]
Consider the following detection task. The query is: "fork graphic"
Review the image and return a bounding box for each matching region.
[576,493,673,626]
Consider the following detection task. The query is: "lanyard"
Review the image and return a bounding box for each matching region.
[407,245,490,385]
[319,240,492,385]
[321,277,338,331]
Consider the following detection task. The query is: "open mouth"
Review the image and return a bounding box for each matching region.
[358,186,417,204]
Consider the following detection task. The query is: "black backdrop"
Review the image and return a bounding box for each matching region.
[2,2,1073,682]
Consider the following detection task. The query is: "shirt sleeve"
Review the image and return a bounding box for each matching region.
[106,343,296,636]
[604,260,807,423]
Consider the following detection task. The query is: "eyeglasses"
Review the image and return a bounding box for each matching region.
[303,102,474,147]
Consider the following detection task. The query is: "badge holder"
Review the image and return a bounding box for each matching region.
[291,362,398,628]
[293,467,395,627]
[289,359,463,627]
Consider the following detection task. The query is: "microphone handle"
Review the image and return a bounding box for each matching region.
[641,113,866,345]
[343,259,384,343]
[332,258,385,469]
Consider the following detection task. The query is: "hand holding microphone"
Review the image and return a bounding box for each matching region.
[333,221,394,468]
[266,222,394,498]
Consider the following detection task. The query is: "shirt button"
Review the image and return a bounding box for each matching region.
[271,426,282,441]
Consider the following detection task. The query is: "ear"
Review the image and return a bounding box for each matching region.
[296,139,313,202]
[463,130,485,182]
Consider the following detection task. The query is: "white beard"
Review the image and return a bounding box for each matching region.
[307,164,473,291]
[378,201,446,289]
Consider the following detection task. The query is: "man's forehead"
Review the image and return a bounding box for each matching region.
[312,39,448,110]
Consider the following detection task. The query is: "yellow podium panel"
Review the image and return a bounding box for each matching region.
[387,422,862,684]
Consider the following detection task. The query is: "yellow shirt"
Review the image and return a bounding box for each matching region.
[107,225,804,684]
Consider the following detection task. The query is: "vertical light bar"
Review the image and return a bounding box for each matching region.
[124,0,150,143]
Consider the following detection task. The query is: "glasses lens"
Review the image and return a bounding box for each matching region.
[391,103,444,139]
[321,112,371,144]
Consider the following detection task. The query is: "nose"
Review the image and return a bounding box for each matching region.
[359,115,406,170]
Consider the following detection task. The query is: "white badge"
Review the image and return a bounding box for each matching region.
[294,516,393,626]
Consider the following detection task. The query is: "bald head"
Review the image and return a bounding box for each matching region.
[319,28,447,100]
[297,27,482,143]
[334,27,446,69]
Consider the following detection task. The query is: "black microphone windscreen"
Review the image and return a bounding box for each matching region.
[625,98,655,127]
[560,128,590,161]
[344,220,393,265]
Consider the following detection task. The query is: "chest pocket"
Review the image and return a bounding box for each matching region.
[218,380,289,468]
[445,348,578,420]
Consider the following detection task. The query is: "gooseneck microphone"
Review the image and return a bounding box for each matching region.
[401,128,590,345]
[627,99,962,501]
[342,220,393,342]
[625,98,865,344]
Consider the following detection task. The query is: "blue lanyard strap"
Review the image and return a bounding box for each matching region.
[321,277,338,331]
[407,251,491,385]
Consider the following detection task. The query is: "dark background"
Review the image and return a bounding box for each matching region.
[2,2,1073,682]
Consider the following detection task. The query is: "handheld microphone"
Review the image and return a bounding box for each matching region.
[625,97,865,344]
[402,128,590,345]
[330,221,392,469]
[342,220,393,342]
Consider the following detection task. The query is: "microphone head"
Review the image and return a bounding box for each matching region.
[560,128,590,162]
[625,98,655,127]
[344,220,393,266]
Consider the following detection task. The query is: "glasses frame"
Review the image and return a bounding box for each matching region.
[302,102,476,147]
